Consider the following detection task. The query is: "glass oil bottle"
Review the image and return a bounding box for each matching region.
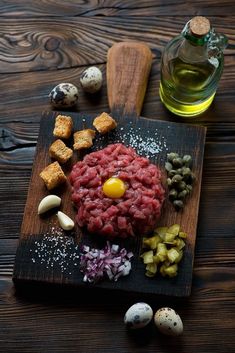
[159,16,228,117]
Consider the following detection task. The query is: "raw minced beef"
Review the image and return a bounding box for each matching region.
[69,143,165,238]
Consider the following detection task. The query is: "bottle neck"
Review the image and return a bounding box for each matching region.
[179,37,208,63]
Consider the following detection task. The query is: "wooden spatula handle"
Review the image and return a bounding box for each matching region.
[107,42,152,117]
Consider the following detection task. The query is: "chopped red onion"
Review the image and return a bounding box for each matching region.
[80,241,134,283]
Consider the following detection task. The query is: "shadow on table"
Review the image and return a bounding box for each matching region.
[14,279,189,309]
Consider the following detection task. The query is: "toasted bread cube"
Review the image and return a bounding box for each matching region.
[49,139,73,164]
[73,129,95,150]
[93,112,117,134]
[40,161,67,190]
[53,115,73,139]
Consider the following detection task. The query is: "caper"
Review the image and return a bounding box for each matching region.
[173,200,184,210]
[167,152,179,162]
[189,172,195,183]
[171,174,183,184]
[169,189,178,200]
[183,154,192,167]
[166,152,194,210]
[186,184,193,193]
[172,157,183,168]
[178,190,188,199]
[168,169,177,177]
[181,166,191,175]
[182,168,192,182]
[176,168,183,174]
[167,178,172,186]
[177,181,187,190]
[185,173,195,184]
[182,167,191,177]
[165,162,173,172]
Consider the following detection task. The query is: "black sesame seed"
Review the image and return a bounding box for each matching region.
[174,322,177,326]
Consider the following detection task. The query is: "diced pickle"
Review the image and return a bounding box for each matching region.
[164,232,177,244]
[159,263,168,277]
[163,263,178,278]
[167,248,180,263]
[141,224,187,279]
[146,263,157,275]
[179,231,187,238]
[155,227,168,239]
[141,250,153,264]
[174,250,183,264]
[143,235,161,249]
[167,224,180,235]
[157,243,167,262]
[175,238,186,250]
[153,253,161,264]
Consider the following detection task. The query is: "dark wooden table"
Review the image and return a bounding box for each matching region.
[1,2,235,352]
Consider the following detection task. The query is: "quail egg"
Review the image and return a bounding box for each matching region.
[124,302,153,329]
[80,66,103,93]
[49,83,78,108]
[154,307,183,336]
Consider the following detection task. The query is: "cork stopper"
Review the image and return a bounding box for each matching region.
[189,16,210,37]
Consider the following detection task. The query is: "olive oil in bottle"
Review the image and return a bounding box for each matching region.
[159,16,227,117]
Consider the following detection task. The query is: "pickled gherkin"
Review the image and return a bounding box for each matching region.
[142,235,161,249]
[140,224,187,278]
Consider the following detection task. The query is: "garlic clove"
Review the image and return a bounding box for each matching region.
[38,195,61,215]
[57,211,74,231]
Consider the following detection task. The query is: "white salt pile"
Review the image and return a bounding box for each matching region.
[30,227,79,274]
[93,122,168,159]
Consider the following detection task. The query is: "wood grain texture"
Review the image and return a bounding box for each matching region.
[13,112,206,297]
[0,16,234,74]
[107,42,152,116]
[1,269,235,353]
[0,1,235,17]
[1,57,235,125]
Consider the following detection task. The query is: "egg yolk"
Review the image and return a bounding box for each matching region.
[102,177,126,199]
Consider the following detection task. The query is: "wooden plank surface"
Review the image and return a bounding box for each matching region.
[0,2,235,352]
[1,1,235,17]
[0,16,234,74]
[13,112,206,297]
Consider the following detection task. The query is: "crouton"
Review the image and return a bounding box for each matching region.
[40,161,67,190]
[53,115,73,139]
[49,139,73,164]
[73,129,96,150]
[93,112,117,134]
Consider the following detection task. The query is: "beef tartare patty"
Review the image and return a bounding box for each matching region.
[70,143,165,238]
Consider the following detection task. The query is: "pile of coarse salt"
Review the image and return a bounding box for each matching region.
[93,122,168,159]
[30,227,79,274]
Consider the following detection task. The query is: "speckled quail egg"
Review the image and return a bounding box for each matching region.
[154,307,183,336]
[124,302,153,329]
[49,83,78,108]
[80,66,103,93]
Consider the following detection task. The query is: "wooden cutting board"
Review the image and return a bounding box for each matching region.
[13,42,206,297]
